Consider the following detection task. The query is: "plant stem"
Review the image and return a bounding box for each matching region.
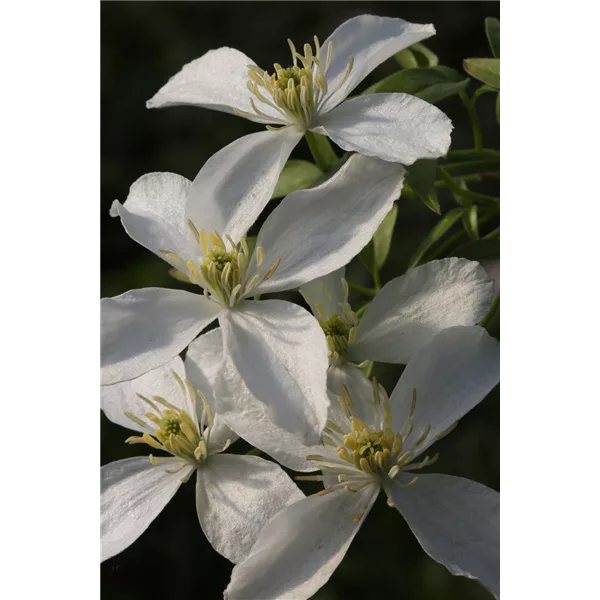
[459,91,483,151]
[442,159,499,172]
[480,294,500,330]
[482,226,500,240]
[305,131,338,171]
[347,281,377,297]
[435,172,499,187]
[446,148,499,160]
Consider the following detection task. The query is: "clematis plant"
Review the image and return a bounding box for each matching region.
[224,326,500,600]
[147,14,452,224]
[300,257,496,398]
[102,153,406,443]
[101,353,303,563]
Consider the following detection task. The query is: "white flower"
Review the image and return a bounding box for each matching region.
[224,326,500,599]
[300,257,496,398]
[146,15,452,229]
[101,353,304,563]
[102,153,406,443]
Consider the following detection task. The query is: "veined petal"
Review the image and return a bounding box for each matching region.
[101,288,222,385]
[300,267,347,321]
[109,173,194,270]
[319,15,436,113]
[389,326,499,457]
[213,349,318,472]
[101,356,194,433]
[185,128,303,244]
[219,300,329,445]
[314,93,452,165]
[184,328,238,451]
[224,485,379,600]
[196,454,304,564]
[251,154,405,295]
[385,474,499,598]
[101,457,193,562]
[349,258,495,364]
[147,47,285,124]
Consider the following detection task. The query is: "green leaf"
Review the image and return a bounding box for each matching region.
[373,203,398,270]
[463,58,500,90]
[451,238,500,261]
[406,159,440,214]
[485,17,500,58]
[394,42,439,68]
[272,160,322,199]
[496,93,500,124]
[407,207,464,270]
[462,204,479,240]
[364,66,469,105]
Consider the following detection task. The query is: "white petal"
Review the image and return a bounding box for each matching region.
[219,300,329,445]
[101,457,193,561]
[314,93,452,165]
[389,326,499,456]
[299,267,347,321]
[185,128,302,244]
[385,474,499,597]
[183,328,238,450]
[109,173,194,270]
[213,349,318,472]
[196,454,304,563]
[147,47,284,124]
[225,485,379,600]
[251,154,405,295]
[101,356,194,433]
[319,15,436,112]
[101,287,222,385]
[326,362,375,428]
[349,258,495,364]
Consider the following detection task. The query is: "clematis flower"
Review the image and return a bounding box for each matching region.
[101,354,303,563]
[102,153,406,443]
[146,15,452,230]
[300,257,496,398]
[224,326,500,599]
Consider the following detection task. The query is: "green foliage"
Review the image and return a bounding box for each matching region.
[462,204,479,240]
[451,238,500,261]
[463,58,500,90]
[304,131,338,171]
[360,203,399,276]
[406,159,440,214]
[364,66,469,104]
[272,160,322,199]
[394,42,439,68]
[485,17,500,58]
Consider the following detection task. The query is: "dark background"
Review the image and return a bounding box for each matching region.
[101,2,500,599]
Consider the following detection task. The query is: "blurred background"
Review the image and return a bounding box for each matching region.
[101,2,499,599]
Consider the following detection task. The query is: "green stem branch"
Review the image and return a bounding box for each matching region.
[305,131,338,171]
[459,91,483,151]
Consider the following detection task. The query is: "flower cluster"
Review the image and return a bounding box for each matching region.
[101,13,500,600]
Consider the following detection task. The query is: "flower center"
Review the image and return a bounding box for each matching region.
[299,382,458,515]
[123,371,232,474]
[160,223,281,308]
[240,36,354,129]
[318,307,358,361]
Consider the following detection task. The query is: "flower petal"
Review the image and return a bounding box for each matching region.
[327,362,375,428]
[101,457,193,561]
[299,267,347,320]
[185,128,303,244]
[109,173,194,270]
[389,326,499,457]
[224,485,379,600]
[219,300,329,445]
[184,328,238,451]
[349,258,495,364]
[314,93,452,165]
[101,287,222,385]
[251,154,405,295]
[385,474,499,598]
[213,349,318,472]
[196,454,304,563]
[101,355,193,433]
[319,15,435,112]
[147,47,285,124]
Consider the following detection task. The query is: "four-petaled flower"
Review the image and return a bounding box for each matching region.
[102,153,406,443]
[101,352,303,563]
[224,326,500,600]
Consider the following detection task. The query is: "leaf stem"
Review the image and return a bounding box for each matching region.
[305,131,338,171]
[459,91,483,151]
[347,281,377,297]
